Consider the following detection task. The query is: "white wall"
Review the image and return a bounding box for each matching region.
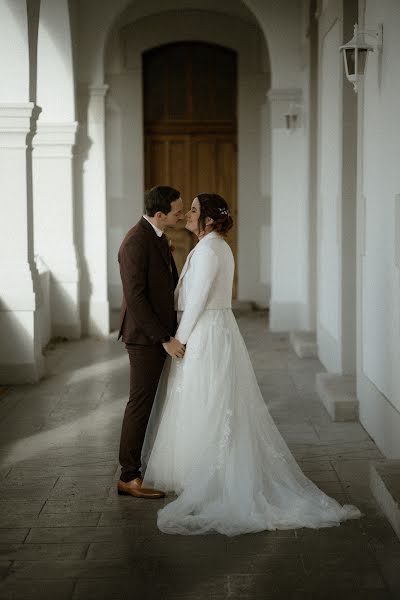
[249,0,312,331]
[104,10,271,310]
[0,0,43,382]
[317,14,342,371]
[316,0,357,373]
[357,0,400,456]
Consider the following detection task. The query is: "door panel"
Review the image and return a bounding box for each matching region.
[145,133,237,294]
[143,42,237,293]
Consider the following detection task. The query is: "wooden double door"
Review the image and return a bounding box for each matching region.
[145,133,237,279]
[143,41,238,293]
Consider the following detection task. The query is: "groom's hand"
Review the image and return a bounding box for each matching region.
[162,337,186,359]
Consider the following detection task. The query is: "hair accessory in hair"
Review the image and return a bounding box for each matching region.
[219,207,230,216]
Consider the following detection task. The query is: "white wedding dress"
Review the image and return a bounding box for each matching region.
[142,231,362,536]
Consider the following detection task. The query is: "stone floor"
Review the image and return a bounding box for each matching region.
[0,311,399,600]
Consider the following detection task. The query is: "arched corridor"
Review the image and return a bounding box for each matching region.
[1,0,400,594]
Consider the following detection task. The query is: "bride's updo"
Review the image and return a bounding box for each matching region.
[197,193,233,237]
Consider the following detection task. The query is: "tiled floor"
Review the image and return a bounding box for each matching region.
[0,311,399,599]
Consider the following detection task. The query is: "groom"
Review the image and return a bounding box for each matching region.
[117,185,185,498]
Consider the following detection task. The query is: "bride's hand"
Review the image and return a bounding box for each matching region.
[162,337,186,359]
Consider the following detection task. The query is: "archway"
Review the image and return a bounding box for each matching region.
[104,9,270,321]
[143,41,237,286]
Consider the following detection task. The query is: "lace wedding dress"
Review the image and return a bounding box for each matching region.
[142,232,362,536]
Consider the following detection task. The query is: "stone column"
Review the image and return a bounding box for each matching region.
[267,88,310,332]
[77,85,110,336]
[32,122,81,338]
[0,104,43,382]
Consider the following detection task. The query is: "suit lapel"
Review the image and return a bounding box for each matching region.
[139,217,171,271]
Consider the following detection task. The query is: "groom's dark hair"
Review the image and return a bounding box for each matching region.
[144,185,180,216]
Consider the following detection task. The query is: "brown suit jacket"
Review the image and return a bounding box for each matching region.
[118,217,179,344]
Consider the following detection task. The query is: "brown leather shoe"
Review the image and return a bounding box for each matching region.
[117,477,165,499]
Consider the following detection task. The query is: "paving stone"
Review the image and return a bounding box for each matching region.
[310,592,391,600]
[0,543,88,560]
[8,558,158,580]
[0,580,75,600]
[8,462,117,477]
[0,562,11,579]
[87,535,227,559]
[98,511,163,532]
[0,529,29,544]
[73,576,227,600]
[42,496,164,514]
[0,511,102,529]
[0,312,399,598]
[26,526,146,544]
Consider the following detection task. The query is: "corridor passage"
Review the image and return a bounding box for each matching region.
[0,312,399,599]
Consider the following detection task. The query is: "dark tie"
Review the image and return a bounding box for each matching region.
[160,234,172,271]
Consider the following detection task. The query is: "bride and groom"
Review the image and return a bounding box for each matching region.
[117,185,361,536]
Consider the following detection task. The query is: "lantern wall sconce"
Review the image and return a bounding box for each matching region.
[284,103,302,134]
[339,23,383,93]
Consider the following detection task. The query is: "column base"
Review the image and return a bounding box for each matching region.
[315,373,359,421]
[0,360,44,384]
[0,310,44,384]
[289,330,318,358]
[370,461,400,541]
[81,299,110,336]
[51,280,81,339]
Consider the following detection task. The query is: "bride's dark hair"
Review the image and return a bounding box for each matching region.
[197,193,233,237]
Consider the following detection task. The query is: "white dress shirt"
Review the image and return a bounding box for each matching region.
[143,215,163,237]
[175,231,234,344]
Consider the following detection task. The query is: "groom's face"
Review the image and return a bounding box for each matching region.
[160,198,184,228]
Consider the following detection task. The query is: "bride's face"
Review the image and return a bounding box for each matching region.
[185,198,201,235]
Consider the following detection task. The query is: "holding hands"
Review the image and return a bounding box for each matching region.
[162,337,185,359]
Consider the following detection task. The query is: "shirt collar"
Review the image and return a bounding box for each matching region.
[143,215,163,237]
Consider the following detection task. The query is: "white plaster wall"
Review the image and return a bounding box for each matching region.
[357,0,400,456]
[269,112,309,330]
[0,1,43,382]
[32,0,81,339]
[317,17,342,372]
[249,0,311,331]
[104,10,271,310]
[36,0,75,122]
[0,1,29,100]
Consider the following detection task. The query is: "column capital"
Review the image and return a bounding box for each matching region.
[0,102,35,146]
[267,88,302,103]
[88,84,109,98]
[32,121,78,158]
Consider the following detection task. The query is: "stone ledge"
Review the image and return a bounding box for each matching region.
[370,461,400,540]
[315,373,359,422]
[289,330,317,358]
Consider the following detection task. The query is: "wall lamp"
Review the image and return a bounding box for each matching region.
[284,103,302,134]
[339,23,383,93]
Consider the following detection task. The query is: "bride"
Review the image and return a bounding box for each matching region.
[141,193,362,536]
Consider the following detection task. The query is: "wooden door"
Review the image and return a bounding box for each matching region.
[143,42,237,293]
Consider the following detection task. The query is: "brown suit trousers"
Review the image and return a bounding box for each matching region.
[118,218,178,482]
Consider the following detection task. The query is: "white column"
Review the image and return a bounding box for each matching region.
[268,88,309,331]
[0,104,43,382]
[32,122,81,338]
[78,85,110,335]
